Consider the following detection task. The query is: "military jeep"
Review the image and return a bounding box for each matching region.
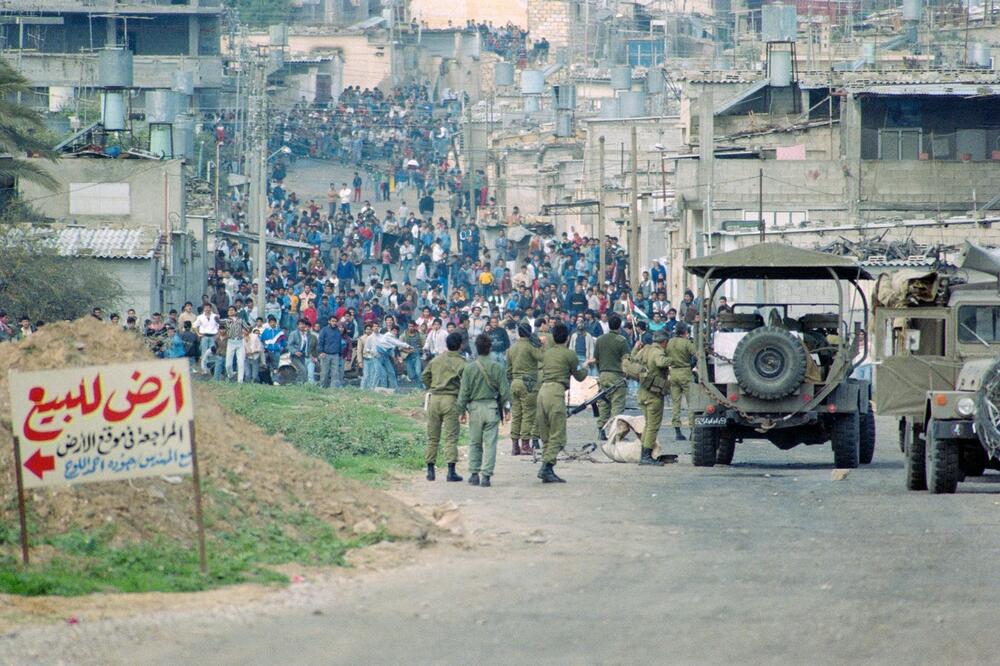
[873,242,1000,494]
[684,243,874,468]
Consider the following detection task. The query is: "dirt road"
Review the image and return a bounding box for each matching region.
[4,414,1000,665]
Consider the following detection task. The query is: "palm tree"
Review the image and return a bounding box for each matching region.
[0,57,57,190]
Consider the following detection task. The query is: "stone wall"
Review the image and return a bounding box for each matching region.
[527,0,572,48]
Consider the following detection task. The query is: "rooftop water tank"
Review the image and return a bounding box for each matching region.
[146,89,180,123]
[268,24,288,47]
[495,62,515,87]
[862,42,876,65]
[553,84,577,110]
[98,48,133,89]
[172,114,195,160]
[555,112,574,138]
[610,65,632,91]
[762,2,797,43]
[521,69,545,95]
[48,86,74,113]
[600,97,620,119]
[769,49,793,87]
[149,123,174,158]
[645,71,664,94]
[100,91,126,131]
[619,91,647,118]
[901,0,921,22]
[524,96,541,113]
[970,42,992,68]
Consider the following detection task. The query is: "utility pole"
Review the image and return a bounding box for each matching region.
[629,126,640,293]
[758,168,764,242]
[598,136,606,287]
[465,102,476,223]
[247,49,269,314]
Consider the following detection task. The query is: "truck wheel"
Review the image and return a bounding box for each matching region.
[716,433,736,466]
[859,411,876,465]
[904,420,927,491]
[692,427,718,467]
[831,412,859,468]
[732,326,808,400]
[926,420,959,494]
[960,443,988,478]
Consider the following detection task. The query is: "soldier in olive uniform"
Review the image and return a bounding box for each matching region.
[457,334,511,487]
[593,314,630,440]
[421,331,466,482]
[536,322,591,483]
[666,322,697,439]
[636,330,672,465]
[506,322,545,456]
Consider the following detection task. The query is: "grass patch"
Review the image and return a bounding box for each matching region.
[213,384,427,484]
[0,510,383,597]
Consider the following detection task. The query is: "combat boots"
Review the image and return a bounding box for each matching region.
[480,475,491,487]
[519,439,533,455]
[426,463,435,481]
[468,472,480,486]
[674,427,687,441]
[639,448,664,466]
[446,463,463,482]
[511,439,520,456]
[537,463,565,483]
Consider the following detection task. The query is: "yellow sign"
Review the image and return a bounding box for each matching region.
[9,359,194,488]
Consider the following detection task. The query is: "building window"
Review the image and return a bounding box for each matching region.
[742,210,807,229]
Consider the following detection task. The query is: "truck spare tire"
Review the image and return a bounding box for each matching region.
[732,326,808,400]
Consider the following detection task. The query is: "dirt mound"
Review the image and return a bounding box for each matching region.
[0,318,432,547]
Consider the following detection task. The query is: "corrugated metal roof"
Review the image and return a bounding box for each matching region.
[54,226,161,259]
[714,78,769,116]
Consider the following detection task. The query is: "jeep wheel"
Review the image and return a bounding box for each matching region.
[716,432,736,466]
[959,442,988,478]
[926,420,960,494]
[732,326,808,400]
[831,412,859,468]
[859,411,876,465]
[692,427,718,467]
[904,420,927,491]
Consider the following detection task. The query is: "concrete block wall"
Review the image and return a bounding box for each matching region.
[527,0,571,48]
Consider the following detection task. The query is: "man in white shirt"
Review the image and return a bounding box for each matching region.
[339,183,352,215]
[423,318,449,357]
[193,304,220,373]
[397,200,410,220]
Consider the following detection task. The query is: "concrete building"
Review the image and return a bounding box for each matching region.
[0,0,223,113]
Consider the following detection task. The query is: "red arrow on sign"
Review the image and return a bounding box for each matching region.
[24,449,55,480]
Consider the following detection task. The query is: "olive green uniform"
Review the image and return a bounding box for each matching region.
[506,339,544,440]
[421,351,466,465]
[457,356,511,477]
[666,337,697,428]
[636,344,672,449]
[536,346,589,464]
[593,331,630,430]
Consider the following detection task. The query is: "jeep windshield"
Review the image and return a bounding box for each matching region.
[957,305,1000,344]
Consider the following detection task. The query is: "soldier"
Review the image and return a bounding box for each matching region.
[457,334,511,487]
[421,331,466,482]
[636,330,672,466]
[506,322,544,455]
[536,322,591,483]
[593,313,630,440]
[666,322,697,440]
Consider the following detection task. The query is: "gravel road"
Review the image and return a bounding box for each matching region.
[4,414,1000,665]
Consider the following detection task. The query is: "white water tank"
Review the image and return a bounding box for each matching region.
[902,0,921,22]
[100,91,126,130]
[862,42,876,65]
[523,96,541,113]
[48,86,74,113]
[553,84,577,110]
[620,91,647,117]
[268,24,288,47]
[495,62,515,86]
[146,89,180,123]
[98,48,133,88]
[769,50,793,87]
[521,69,545,95]
[172,114,195,160]
[969,42,992,68]
[610,65,632,91]
[645,71,664,94]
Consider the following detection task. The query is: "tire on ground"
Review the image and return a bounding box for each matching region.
[960,443,988,477]
[732,326,808,400]
[716,432,736,465]
[904,419,927,491]
[859,410,876,465]
[831,412,859,468]
[926,419,960,494]
[692,426,719,467]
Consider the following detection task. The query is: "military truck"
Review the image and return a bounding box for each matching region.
[684,244,874,468]
[873,242,1000,494]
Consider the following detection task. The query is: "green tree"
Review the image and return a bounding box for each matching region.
[0,58,57,189]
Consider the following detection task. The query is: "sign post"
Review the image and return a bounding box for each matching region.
[8,360,203,571]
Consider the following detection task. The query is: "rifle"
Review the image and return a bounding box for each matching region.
[568,377,627,417]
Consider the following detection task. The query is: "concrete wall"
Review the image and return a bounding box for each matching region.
[247,33,392,91]
[7,53,223,90]
[19,158,185,229]
[410,0,528,28]
[107,258,160,320]
[527,0,572,47]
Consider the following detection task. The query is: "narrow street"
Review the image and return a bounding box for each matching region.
[7,416,1000,665]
